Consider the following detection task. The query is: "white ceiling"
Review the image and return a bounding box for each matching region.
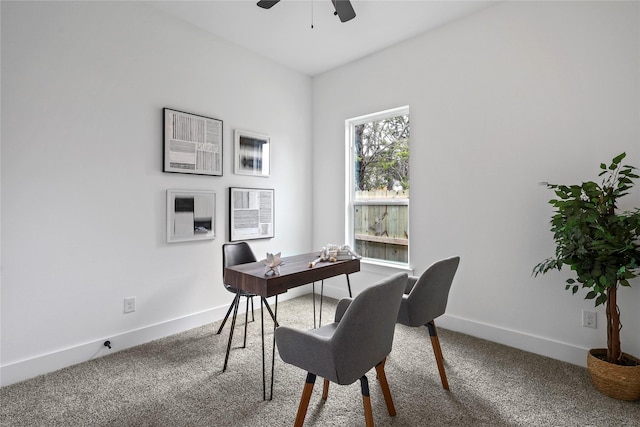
[149,0,498,76]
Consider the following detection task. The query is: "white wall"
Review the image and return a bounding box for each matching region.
[313,1,640,366]
[2,0,638,387]
[1,1,313,385]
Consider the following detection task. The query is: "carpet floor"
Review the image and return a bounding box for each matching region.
[2,294,639,426]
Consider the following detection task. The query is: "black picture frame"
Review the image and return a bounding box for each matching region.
[163,108,223,176]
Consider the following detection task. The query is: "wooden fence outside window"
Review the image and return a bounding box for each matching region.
[354,190,409,263]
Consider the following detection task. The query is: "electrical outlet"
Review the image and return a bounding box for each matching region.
[124,297,136,313]
[582,310,596,329]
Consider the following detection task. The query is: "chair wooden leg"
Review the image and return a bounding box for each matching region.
[375,358,396,416]
[322,378,329,401]
[427,320,449,390]
[294,373,316,427]
[360,375,374,427]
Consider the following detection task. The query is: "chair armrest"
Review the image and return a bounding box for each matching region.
[405,276,418,294]
[334,298,353,322]
[275,326,334,375]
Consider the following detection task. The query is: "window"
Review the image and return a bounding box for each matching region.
[346,106,410,265]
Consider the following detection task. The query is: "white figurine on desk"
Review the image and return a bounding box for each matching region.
[309,244,361,268]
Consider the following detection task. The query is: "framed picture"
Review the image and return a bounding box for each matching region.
[163,108,223,176]
[234,130,270,177]
[229,187,274,241]
[167,190,216,243]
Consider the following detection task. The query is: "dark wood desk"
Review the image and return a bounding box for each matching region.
[224,252,360,297]
[224,252,360,400]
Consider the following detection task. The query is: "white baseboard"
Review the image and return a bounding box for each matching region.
[320,283,590,368]
[1,308,222,387]
[2,284,586,387]
[1,289,308,387]
[436,314,589,368]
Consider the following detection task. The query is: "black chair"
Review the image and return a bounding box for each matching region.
[217,242,277,372]
[396,256,460,390]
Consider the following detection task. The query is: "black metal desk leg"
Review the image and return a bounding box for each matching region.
[269,295,278,400]
[223,292,241,372]
[216,300,235,335]
[261,298,266,400]
[243,297,249,348]
[312,282,316,328]
[319,280,324,327]
[346,274,353,297]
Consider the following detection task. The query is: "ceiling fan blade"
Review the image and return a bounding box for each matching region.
[331,0,356,22]
[257,0,280,9]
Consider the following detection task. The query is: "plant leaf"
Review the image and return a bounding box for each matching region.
[612,152,626,164]
[595,294,608,306]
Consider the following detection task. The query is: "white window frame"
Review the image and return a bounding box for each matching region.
[345,106,410,269]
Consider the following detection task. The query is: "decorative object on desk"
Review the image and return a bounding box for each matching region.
[166,190,216,243]
[229,187,275,241]
[309,244,361,268]
[533,153,640,401]
[263,252,284,276]
[163,108,223,176]
[308,257,322,268]
[309,246,332,268]
[234,130,270,177]
[336,244,362,260]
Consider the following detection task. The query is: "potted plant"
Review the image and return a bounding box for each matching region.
[533,152,640,401]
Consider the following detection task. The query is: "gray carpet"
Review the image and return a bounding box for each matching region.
[1,294,639,426]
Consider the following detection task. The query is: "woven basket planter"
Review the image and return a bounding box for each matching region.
[587,349,640,401]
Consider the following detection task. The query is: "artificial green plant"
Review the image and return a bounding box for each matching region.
[533,153,640,365]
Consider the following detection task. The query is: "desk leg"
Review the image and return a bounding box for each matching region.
[270,295,278,400]
[260,296,278,401]
[260,298,266,400]
[312,282,316,328]
[319,280,324,327]
[316,275,351,329]
[223,292,241,372]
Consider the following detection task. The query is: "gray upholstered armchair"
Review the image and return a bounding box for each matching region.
[275,272,407,427]
[396,256,460,390]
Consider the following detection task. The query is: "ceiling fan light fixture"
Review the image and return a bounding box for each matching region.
[331,0,356,22]
[257,0,280,9]
[256,0,356,23]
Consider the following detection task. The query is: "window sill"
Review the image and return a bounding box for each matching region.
[360,258,414,275]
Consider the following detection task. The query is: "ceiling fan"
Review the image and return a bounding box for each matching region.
[257,0,356,23]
